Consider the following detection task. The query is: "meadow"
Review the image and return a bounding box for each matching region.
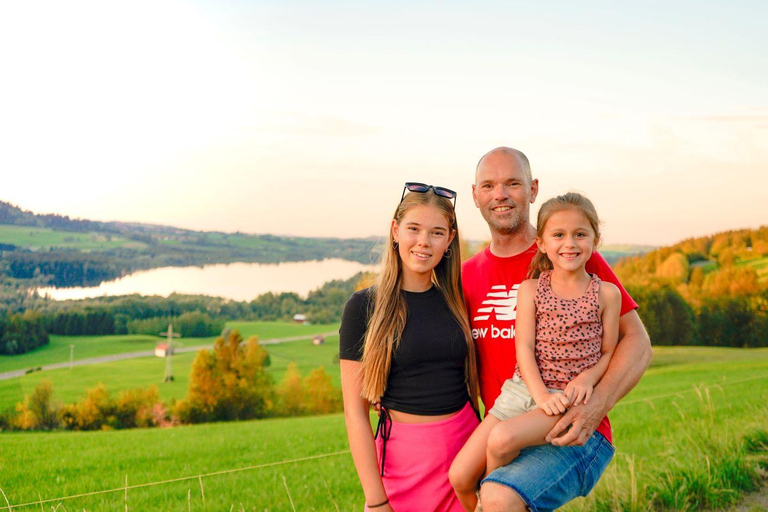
[0,322,340,411]
[737,255,768,282]
[0,225,143,251]
[0,344,766,511]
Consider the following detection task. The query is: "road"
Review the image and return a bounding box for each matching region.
[0,331,338,381]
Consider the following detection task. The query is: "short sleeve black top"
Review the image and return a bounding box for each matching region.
[339,286,470,415]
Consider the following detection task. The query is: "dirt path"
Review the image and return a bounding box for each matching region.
[711,472,768,512]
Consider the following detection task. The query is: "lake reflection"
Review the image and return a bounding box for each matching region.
[37,259,378,301]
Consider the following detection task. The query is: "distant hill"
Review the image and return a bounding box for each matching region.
[610,227,768,348]
[0,201,379,287]
[599,244,657,265]
[614,226,768,287]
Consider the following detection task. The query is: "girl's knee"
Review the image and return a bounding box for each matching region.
[449,459,478,493]
[487,425,516,459]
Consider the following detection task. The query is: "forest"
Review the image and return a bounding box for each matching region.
[614,226,768,347]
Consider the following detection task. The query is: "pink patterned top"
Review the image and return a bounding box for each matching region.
[515,270,603,390]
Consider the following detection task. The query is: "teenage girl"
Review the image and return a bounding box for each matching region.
[449,192,621,511]
[339,183,480,512]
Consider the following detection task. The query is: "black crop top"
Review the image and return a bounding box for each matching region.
[339,286,470,415]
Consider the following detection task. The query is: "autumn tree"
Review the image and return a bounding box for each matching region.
[656,252,690,283]
[303,367,342,414]
[277,362,305,416]
[276,363,342,416]
[15,379,60,430]
[175,329,273,423]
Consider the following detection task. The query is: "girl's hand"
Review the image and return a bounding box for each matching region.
[564,374,594,406]
[537,392,570,415]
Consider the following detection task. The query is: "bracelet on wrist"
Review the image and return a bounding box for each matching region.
[368,498,389,508]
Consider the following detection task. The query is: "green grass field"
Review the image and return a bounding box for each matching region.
[0,335,342,411]
[0,225,144,251]
[0,321,338,373]
[0,322,340,412]
[738,255,768,282]
[0,346,766,510]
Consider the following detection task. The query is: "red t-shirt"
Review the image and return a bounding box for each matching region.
[461,244,638,444]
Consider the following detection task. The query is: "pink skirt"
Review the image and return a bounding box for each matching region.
[367,402,479,512]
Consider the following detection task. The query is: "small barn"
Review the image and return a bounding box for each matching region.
[293,314,307,324]
[155,343,174,357]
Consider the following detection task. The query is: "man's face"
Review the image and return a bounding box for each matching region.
[472,153,539,235]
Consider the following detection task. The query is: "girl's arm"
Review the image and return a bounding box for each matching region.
[340,359,392,510]
[516,279,570,415]
[565,282,621,405]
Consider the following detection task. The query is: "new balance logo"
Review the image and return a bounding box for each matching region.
[472,284,520,321]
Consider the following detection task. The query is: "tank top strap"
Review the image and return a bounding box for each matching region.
[535,270,554,303]
[586,273,601,301]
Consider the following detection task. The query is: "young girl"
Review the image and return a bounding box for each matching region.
[339,183,480,512]
[450,192,621,511]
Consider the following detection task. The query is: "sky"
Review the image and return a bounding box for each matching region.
[1,1,766,246]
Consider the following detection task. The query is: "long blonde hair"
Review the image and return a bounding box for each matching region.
[360,190,479,411]
[528,192,601,278]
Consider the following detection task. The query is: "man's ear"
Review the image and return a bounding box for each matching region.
[529,178,539,204]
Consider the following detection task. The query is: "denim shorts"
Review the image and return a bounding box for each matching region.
[481,431,615,512]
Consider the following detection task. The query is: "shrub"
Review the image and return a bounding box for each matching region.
[14,380,60,430]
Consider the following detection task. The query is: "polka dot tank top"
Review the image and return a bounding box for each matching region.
[515,270,603,390]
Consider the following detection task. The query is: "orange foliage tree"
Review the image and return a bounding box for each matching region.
[175,329,273,423]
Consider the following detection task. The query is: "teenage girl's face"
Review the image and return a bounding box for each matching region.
[392,204,455,291]
[536,208,598,274]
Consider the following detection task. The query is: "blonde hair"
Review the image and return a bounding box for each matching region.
[360,190,479,411]
[528,192,601,279]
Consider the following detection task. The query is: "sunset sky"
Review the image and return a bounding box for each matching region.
[1,1,766,246]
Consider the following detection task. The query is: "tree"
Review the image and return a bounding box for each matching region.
[303,367,342,415]
[15,380,60,430]
[277,363,305,416]
[657,252,689,283]
[175,330,273,423]
[627,285,698,346]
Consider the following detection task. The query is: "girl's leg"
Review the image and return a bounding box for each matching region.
[449,414,500,512]
[485,409,561,476]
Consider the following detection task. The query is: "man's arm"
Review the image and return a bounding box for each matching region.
[545,309,652,446]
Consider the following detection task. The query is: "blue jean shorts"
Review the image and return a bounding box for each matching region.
[481,432,614,512]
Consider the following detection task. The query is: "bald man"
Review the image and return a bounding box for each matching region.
[461,147,651,512]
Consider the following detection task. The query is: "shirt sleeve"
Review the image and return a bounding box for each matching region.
[338,289,371,361]
[586,252,639,316]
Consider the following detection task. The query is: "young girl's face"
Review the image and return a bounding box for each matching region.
[537,207,598,273]
[392,204,455,289]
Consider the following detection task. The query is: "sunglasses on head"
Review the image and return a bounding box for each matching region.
[400,182,457,207]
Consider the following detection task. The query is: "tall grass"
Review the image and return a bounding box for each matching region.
[565,381,768,511]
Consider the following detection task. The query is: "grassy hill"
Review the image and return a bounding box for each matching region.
[0,346,766,510]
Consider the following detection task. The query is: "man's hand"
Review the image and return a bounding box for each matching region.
[537,392,570,416]
[545,388,607,446]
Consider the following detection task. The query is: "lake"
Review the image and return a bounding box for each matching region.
[36,259,377,301]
